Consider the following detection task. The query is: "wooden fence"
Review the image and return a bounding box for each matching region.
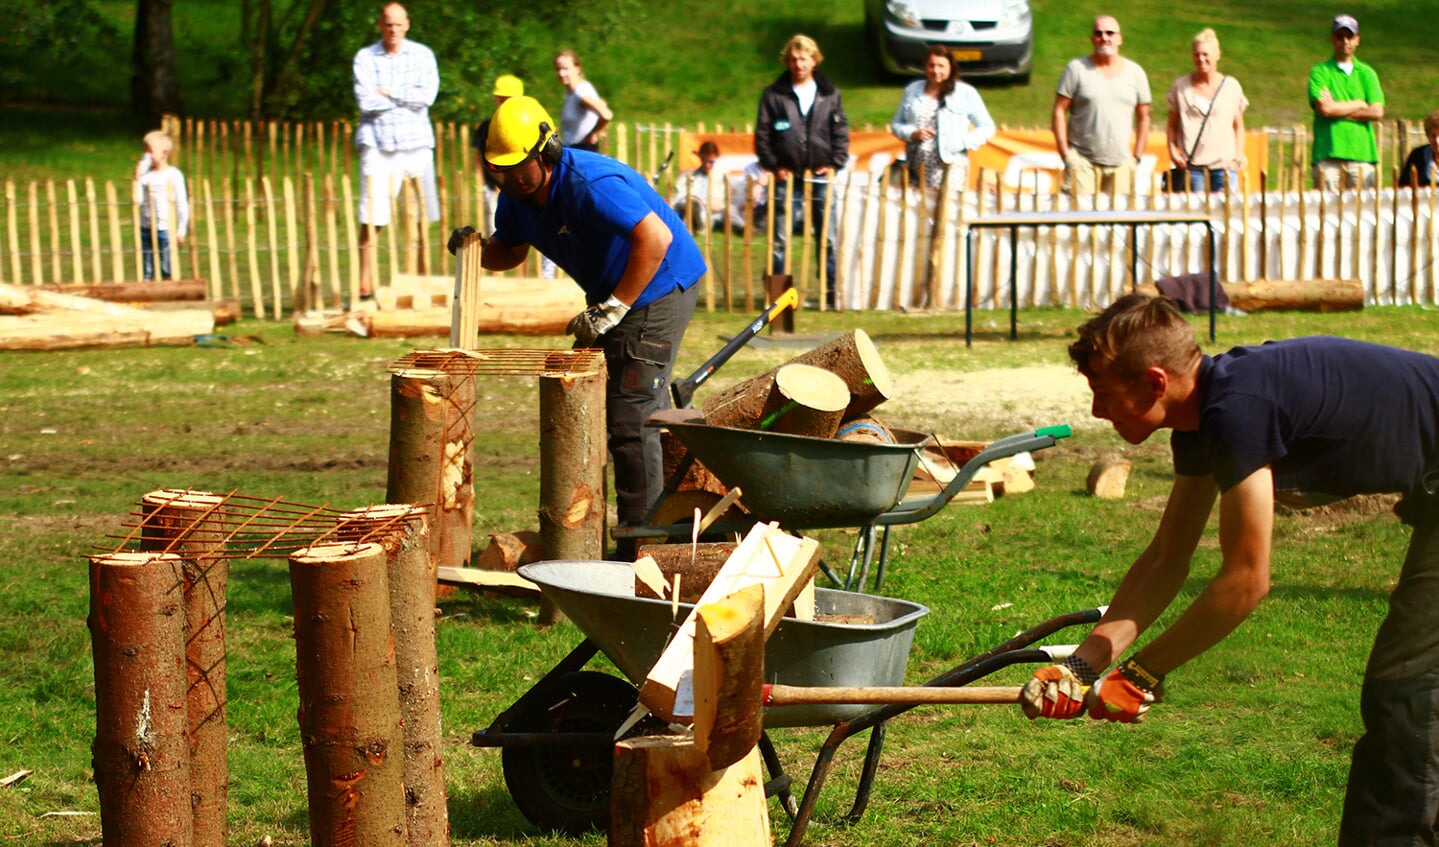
[2,117,1437,319]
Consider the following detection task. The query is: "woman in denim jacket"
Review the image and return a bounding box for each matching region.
[890,45,996,189]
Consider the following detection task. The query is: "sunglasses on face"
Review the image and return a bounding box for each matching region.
[1093,29,1117,36]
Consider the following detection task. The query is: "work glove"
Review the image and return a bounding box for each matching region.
[1087,656,1164,723]
[567,296,629,347]
[1020,655,1100,720]
[447,225,478,256]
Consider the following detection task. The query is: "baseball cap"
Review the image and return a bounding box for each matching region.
[492,74,524,98]
[1331,14,1359,34]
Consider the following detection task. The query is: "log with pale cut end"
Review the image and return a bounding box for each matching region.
[88,552,191,847]
[476,530,544,572]
[836,414,895,444]
[609,736,770,847]
[288,542,407,847]
[633,542,738,602]
[1087,454,1132,500]
[1225,279,1364,312]
[693,584,766,770]
[387,365,476,571]
[701,329,892,428]
[760,363,848,437]
[138,489,230,847]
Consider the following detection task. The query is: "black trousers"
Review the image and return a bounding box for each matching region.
[598,283,699,534]
[1340,491,1439,846]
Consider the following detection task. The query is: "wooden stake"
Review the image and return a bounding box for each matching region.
[693,583,765,769]
[86,178,102,283]
[283,176,300,301]
[203,180,222,302]
[4,181,18,284]
[341,175,358,307]
[262,177,282,318]
[88,552,192,847]
[289,542,407,847]
[106,181,124,283]
[222,178,240,303]
[244,178,264,318]
[47,180,61,284]
[324,173,342,310]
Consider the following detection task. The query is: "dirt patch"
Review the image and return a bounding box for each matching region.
[1279,492,1402,532]
[891,364,1098,434]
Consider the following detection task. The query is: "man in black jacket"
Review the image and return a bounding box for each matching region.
[755,34,849,308]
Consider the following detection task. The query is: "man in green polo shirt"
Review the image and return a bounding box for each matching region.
[1309,13,1385,191]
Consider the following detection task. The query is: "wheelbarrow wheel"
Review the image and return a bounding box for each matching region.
[500,670,645,835]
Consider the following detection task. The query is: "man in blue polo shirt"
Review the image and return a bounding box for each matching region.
[1019,294,1439,844]
[450,96,705,549]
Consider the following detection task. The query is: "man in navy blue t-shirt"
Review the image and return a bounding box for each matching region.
[454,96,705,546]
[1019,293,1439,845]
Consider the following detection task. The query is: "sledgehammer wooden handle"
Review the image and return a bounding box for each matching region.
[763,684,1021,706]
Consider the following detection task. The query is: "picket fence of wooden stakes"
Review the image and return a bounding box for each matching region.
[2,117,1438,320]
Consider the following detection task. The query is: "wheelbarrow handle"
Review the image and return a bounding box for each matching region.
[762,683,1021,706]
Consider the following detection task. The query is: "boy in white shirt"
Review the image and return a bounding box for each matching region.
[133,130,189,281]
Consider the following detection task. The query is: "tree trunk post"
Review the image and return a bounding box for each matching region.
[88,552,193,847]
[337,505,449,847]
[609,736,770,847]
[289,542,407,847]
[139,489,229,847]
[386,363,476,569]
[537,356,606,623]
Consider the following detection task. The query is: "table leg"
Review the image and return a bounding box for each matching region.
[1008,226,1018,340]
[965,228,974,347]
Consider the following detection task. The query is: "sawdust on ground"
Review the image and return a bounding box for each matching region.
[890,364,1100,434]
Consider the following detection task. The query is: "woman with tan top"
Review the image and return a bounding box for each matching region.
[1165,28,1248,192]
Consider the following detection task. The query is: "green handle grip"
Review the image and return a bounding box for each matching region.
[1036,424,1073,439]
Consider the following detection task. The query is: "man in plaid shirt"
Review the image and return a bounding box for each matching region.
[353,2,440,300]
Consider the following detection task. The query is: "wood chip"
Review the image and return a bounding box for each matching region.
[0,769,32,787]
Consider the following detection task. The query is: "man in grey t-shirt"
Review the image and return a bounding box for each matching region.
[1052,15,1151,196]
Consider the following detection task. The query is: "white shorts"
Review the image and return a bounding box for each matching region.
[358,146,440,227]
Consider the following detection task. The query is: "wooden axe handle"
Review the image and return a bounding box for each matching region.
[763,684,1021,706]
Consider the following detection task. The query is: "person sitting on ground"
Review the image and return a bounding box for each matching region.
[133,130,189,282]
[1399,110,1439,188]
[670,141,725,232]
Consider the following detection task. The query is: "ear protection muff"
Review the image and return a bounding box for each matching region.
[537,121,563,165]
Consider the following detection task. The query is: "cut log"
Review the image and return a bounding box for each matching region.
[0,308,215,350]
[836,415,895,444]
[435,565,539,595]
[538,366,607,624]
[1087,454,1132,500]
[134,298,242,325]
[693,584,766,769]
[639,522,820,722]
[34,279,208,303]
[661,430,729,497]
[1137,279,1364,312]
[609,737,770,847]
[476,530,544,572]
[649,489,748,531]
[701,329,892,428]
[760,363,848,436]
[360,306,574,337]
[288,542,407,847]
[633,542,737,602]
[386,365,477,570]
[88,552,192,847]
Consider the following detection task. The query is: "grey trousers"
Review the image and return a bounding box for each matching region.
[597,282,699,535]
[1340,492,1439,846]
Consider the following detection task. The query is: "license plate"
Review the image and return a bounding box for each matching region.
[952,49,982,61]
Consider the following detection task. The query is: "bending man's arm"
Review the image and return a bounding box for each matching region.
[480,237,530,272]
[610,212,672,305]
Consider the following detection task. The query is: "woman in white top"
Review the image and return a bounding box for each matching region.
[1165,28,1248,192]
[889,45,996,190]
[555,49,612,152]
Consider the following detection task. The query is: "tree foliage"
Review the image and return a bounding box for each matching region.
[0,0,122,106]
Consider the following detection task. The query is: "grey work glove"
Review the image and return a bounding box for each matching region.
[567,295,629,347]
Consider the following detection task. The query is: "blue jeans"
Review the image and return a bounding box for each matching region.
[771,177,837,306]
[140,227,172,280]
[1179,167,1235,193]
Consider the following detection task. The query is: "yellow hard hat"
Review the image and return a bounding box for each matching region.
[492,74,524,98]
[483,95,559,169]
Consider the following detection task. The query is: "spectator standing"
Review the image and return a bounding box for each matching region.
[1399,110,1439,188]
[1021,293,1439,846]
[755,34,849,306]
[133,130,189,281]
[1164,28,1248,192]
[1309,14,1385,191]
[890,45,995,190]
[555,50,612,153]
[353,1,440,300]
[1052,15,1152,196]
[454,97,704,551]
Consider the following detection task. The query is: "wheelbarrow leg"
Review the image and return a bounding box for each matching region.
[844,526,878,592]
[759,731,799,819]
[871,527,895,594]
[840,720,888,825]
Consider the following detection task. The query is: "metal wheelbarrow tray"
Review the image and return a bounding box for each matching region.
[621,411,1073,591]
[472,559,1101,844]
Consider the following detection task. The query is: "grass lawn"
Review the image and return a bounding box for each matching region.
[1,306,1436,845]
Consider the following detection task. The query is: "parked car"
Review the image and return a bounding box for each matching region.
[865,0,1033,82]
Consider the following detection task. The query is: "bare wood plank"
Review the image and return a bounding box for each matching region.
[435,565,538,594]
[262,177,282,318]
[243,178,264,318]
[202,180,222,302]
[4,181,18,284]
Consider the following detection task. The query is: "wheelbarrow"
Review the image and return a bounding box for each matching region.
[617,411,1073,592]
[470,559,1102,845]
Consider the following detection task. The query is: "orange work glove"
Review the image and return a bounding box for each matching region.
[1020,655,1100,720]
[1087,657,1164,723]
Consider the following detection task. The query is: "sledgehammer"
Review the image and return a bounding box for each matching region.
[670,287,799,409]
